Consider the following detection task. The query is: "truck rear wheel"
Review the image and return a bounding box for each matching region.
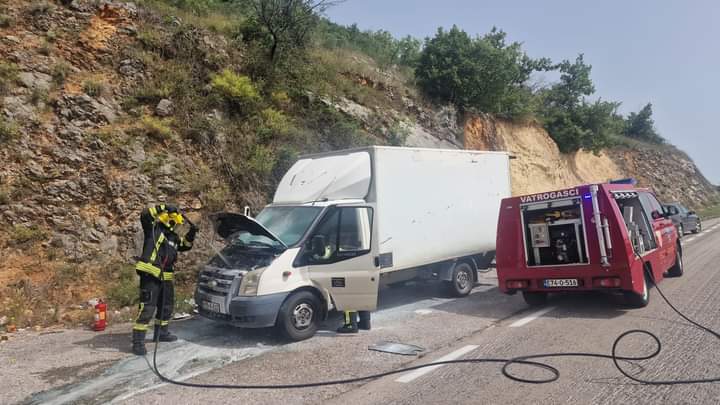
[277,291,320,341]
[624,273,650,308]
[667,247,684,277]
[446,262,474,297]
[522,291,548,306]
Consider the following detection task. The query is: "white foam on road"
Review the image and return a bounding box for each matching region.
[509,306,556,328]
[395,345,479,383]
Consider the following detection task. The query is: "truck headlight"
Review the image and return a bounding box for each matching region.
[239,267,266,297]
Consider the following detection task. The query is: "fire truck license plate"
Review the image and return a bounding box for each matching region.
[201,300,221,313]
[544,279,579,288]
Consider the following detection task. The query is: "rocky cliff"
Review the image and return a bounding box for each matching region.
[463,114,719,208]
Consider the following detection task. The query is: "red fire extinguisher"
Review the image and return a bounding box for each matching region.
[94,299,107,331]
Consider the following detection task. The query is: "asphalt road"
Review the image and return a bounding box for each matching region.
[4,219,720,404]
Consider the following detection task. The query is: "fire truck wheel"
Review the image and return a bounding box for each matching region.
[277,291,320,341]
[667,247,684,277]
[624,273,650,308]
[522,291,548,307]
[446,262,475,297]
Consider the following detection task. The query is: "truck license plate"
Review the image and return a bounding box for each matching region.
[201,300,221,313]
[544,279,579,288]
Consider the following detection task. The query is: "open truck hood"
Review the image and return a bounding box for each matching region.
[211,212,288,249]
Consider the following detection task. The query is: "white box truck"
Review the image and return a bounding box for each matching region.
[195,146,511,340]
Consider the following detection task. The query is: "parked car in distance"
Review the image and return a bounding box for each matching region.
[663,202,702,236]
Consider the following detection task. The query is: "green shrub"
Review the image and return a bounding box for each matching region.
[30,87,48,105]
[51,62,71,85]
[38,40,52,56]
[257,107,292,141]
[202,184,230,212]
[136,115,174,142]
[387,122,411,146]
[246,145,276,177]
[0,187,9,205]
[9,225,47,246]
[82,80,105,97]
[210,69,259,106]
[0,14,14,28]
[107,265,138,308]
[0,61,19,95]
[28,1,53,15]
[0,117,19,142]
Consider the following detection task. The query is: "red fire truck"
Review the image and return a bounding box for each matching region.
[496,182,682,308]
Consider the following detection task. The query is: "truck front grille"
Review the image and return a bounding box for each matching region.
[197,267,242,296]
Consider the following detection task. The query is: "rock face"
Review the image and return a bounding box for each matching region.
[463,114,719,207]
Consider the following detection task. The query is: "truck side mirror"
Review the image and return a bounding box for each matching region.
[688,210,696,216]
[311,235,327,257]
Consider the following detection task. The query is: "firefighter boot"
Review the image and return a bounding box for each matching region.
[132,330,147,355]
[157,325,178,342]
[336,311,359,334]
[358,311,371,331]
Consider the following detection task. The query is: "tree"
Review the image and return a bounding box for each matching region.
[624,103,664,143]
[415,26,551,117]
[538,55,620,153]
[252,0,342,63]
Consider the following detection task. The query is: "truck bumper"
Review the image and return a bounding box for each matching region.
[196,291,289,328]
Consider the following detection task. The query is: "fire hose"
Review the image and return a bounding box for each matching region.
[148,251,720,389]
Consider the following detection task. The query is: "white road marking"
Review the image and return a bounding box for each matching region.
[509,306,557,328]
[415,309,434,315]
[395,345,479,383]
[685,237,697,243]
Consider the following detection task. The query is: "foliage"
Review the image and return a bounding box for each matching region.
[415,26,552,117]
[83,79,105,97]
[256,107,293,141]
[51,61,71,85]
[387,122,410,146]
[136,115,174,141]
[624,103,664,144]
[250,0,339,63]
[0,13,13,28]
[0,116,19,142]
[29,87,49,105]
[107,264,138,308]
[8,225,47,247]
[210,69,259,107]
[0,61,19,95]
[538,55,621,153]
[317,21,421,68]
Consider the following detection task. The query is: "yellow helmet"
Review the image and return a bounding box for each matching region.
[157,212,184,228]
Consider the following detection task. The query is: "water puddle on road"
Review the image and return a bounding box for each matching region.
[23,319,277,405]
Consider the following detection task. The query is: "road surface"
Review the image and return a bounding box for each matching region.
[3,220,720,404]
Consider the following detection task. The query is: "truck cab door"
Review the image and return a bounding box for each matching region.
[301,206,379,311]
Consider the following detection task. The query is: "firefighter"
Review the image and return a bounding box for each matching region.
[336,310,371,334]
[132,204,198,356]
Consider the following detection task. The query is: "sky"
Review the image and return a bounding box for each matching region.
[325,0,720,184]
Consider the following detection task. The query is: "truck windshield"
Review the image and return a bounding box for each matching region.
[255,206,323,247]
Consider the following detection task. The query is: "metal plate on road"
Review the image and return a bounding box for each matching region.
[544,278,579,288]
[200,300,221,313]
[369,341,425,356]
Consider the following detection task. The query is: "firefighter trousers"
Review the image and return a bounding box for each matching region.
[133,273,174,332]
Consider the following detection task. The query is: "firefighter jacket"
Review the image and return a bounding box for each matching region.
[135,205,194,281]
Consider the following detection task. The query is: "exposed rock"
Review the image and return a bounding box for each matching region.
[156,99,173,117]
[18,71,53,92]
[2,96,38,122]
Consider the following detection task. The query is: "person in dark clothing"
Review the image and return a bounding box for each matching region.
[132,204,197,355]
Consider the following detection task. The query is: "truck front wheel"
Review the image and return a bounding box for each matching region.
[446,262,475,297]
[522,291,548,306]
[277,291,320,341]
